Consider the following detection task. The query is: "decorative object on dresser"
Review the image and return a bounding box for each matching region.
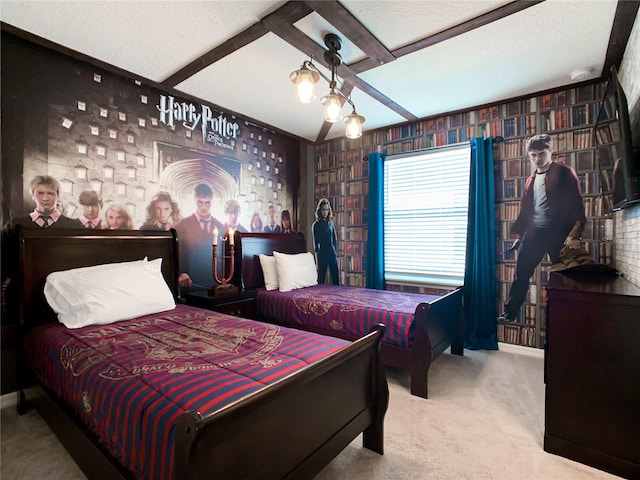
[234,232,464,399]
[544,270,640,479]
[14,228,389,480]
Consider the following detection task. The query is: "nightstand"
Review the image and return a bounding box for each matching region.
[184,290,257,320]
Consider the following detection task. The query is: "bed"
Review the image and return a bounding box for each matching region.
[14,228,388,480]
[234,232,464,399]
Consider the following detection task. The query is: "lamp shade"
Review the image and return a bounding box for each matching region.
[321,91,343,123]
[290,66,319,104]
[345,111,365,139]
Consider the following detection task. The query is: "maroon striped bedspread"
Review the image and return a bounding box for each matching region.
[24,304,349,480]
[256,284,441,348]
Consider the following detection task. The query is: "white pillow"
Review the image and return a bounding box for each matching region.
[273,251,318,292]
[44,257,176,329]
[259,254,279,291]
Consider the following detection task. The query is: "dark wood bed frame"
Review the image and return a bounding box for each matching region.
[14,228,389,480]
[234,232,465,399]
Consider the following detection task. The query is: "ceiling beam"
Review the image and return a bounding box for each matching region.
[163,23,268,87]
[303,0,395,65]
[394,0,546,57]
[261,6,328,68]
[162,2,312,87]
[348,0,546,74]
[316,121,334,144]
[349,76,418,120]
[601,0,640,76]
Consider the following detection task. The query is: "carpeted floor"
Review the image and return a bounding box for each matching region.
[1,344,622,479]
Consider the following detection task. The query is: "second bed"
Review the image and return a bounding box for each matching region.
[235,232,465,399]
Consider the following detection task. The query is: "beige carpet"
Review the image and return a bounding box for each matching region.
[1,344,621,480]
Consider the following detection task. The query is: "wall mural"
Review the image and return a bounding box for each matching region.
[42,77,297,229]
[2,33,301,292]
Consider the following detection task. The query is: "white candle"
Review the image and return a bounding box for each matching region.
[229,228,235,246]
[213,226,218,246]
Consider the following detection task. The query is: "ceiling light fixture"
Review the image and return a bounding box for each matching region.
[290,33,366,139]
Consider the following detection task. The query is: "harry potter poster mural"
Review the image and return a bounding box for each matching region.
[1,32,300,291]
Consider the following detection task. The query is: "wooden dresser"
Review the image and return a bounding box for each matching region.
[544,271,640,479]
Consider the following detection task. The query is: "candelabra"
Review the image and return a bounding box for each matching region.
[209,227,239,297]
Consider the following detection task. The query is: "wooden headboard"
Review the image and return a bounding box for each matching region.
[16,228,179,328]
[235,232,307,291]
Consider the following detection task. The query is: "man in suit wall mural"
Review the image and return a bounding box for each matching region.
[176,183,223,291]
[3,175,81,324]
[498,134,585,322]
[221,198,247,237]
[262,204,281,233]
[12,175,81,229]
[77,190,104,229]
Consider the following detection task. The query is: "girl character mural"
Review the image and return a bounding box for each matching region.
[250,211,263,233]
[140,191,182,231]
[312,198,339,285]
[280,209,296,234]
[103,204,134,230]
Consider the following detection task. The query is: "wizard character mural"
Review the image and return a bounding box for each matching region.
[1,32,301,296]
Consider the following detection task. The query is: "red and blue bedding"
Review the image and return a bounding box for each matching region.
[24,304,349,480]
[256,284,441,348]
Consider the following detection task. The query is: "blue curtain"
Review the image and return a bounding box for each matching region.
[464,137,498,350]
[366,151,385,290]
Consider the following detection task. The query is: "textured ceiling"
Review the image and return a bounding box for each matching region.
[1,1,638,143]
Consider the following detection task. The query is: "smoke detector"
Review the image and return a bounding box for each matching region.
[570,68,593,81]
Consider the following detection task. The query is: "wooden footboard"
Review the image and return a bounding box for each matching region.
[376,286,463,398]
[409,286,464,398]
[175,325,388,480]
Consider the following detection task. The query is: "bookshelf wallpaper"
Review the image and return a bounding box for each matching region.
[315,81,616,348]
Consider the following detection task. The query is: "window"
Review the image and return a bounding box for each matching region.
[60,179,73,194]
[383,143,471,286]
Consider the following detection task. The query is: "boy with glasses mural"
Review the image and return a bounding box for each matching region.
[498,134,585,322]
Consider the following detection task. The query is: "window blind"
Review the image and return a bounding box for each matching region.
[383,143,471,286]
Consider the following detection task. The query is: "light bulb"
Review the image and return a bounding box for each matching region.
[290,67,319,104]
[345,111,365,139]
[321,91,343,123]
